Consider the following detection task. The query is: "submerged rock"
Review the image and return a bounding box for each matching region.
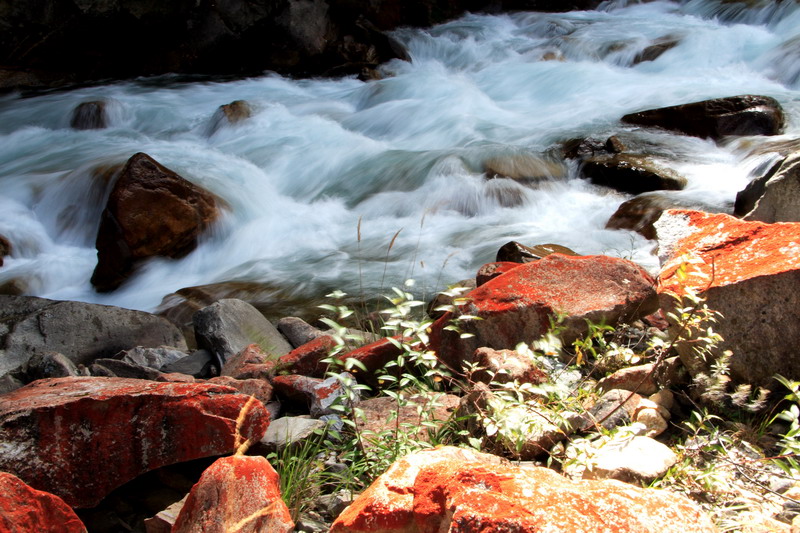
[330,446,716,532]
[622,94,785,140]
[0,377,270,508]
[91,153,219,292]
[69,100,107,130]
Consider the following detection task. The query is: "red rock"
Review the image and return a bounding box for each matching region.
[0,377,269,508]
[431,254,658,372]
[656,209,800,387]
[91,153,219,291]
[277,335,337,377]
[475,261,522,286]
[272,373,350,417]
[337,336,405,384]
[0,472,86,533]
[330,446,716,533]
[172,455,293,533]
[207,376,274,405]
[222,343,276,380]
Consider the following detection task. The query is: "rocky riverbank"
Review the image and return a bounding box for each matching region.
[1,92,800,531]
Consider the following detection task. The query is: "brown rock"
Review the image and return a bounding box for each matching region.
[483,153,567,182]
[356,394,460,445]
[0,472,87,532]
[0,233,11,267]
[172,455,293,533]
[581,154,687,194]
[222,343,277,380]
[70,100,107,130]
[475,261,522,285]
[91,153,219,291]
[207,376,274,406]
[0,377,269,508]
[622,94,785,140]
[495,241,578,263]
[330,446,716,532]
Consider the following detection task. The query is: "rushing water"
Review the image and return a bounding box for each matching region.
[0,0,798,315]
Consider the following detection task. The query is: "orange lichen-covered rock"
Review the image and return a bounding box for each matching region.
[277,334,337,377]
[0,472,87,533]
[655,209,800,388]
[431,254,658,372]
[330,446,716,533]
[172,455,293,533]
[337,336,405,385]
[0,377,269,508]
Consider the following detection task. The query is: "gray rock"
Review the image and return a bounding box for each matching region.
[91,359,164,380]
[116,346,188,370]
[584,389,642,432]
[277,316,328,348]
[582,435,678,484]
[744,151,800,223]
[193,299,292,368]
[0,295,187,379]
[160,349,217,378]
[24,351,80,382]
[0,374,23,395]
[260,416,327,453]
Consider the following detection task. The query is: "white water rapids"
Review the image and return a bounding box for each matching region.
[0,0,798,315]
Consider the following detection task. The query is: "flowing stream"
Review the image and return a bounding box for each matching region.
[0,0,798,316]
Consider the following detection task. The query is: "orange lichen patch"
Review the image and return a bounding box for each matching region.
[331,446,716,533]
[277,335,337,377]
[657,210,800,296]
[172,455,293,533]
[0,472,86,533]
[0,377,270,508]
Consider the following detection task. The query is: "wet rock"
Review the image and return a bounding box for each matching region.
[622,94,785,140]
[160,349,217,378]
[277,335,338,377]
[475,261,522,285]
[495,241,578,263]
[278,316,329,348]
[0,233,11,267]
[483,152,567,182]
[470,347,548,385]
[631,36,679,65]
[0,295,187,380]
[172,455,293,533]
[733,157,782,217]
[656,210,800,389]
[742,150,800,223]
[330,446,716,532]
[0,377,270,508]
[91,152,219,292]
[70,100,107,130]
[607,191,730,240]
[0,472,86,532]
[194,298,292,368]
[583,436,678,484]
[581,154,687,194]
[431,254,658,373]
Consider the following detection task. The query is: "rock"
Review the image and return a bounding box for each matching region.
[431,254,659,373]
[115,345,188,370]
[193,298,292,367]
[144,495,187,533]
[0,233,11,267]
[277,335,338,377]
[272,372,357,417]
[0,472,87,532]
[656,209,800,389]
[221,344,276,380]
[330,446,716,532]
[607,191,731,240]
[631,36,679,65]
[584,389,643,431]
[172,455,293,533]
[0,373,24,394]
[90,358,165,380]
[0,295,187,380]
[69,100,107,130]
[581,154,687,194]
[336,336,405,384]
[277,316,329,348]
[743,151,800,223]
[621,94,785,140]
[733,157,783,217]
[475,261,522,286]
[426,279,477,320]
[207,376,274,406]
[24,351,81,382]
[91,153,219,292]
[482,153,567,182]
[583,436,678,484]
[356,394,460,444]
[0,377,269,508]
[470,347,549,385]
[209,100,253,133]
[160,349,217,378]
[632,398,669,437]
[597,362,660,396]
[259,416,328,453]
[495,241,578,263]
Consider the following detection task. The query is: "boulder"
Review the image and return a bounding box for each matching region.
[207,376,274,406]
[0,295,187,380]
[582,436,678,484]
[495,241,578,263]
[69,100,107,130]
[23,351,82,382]
[330,446,716,532]
[426,279,476,320]
[742,151,800,223]
[431,254,659,373]
[581,154,687,194]
[607,191,730,240]
[193,298,292,367]
[277,335,338,377]
[337,336,406,384]
[208,100,253,133]
[221,344,276,380]
[272,372,357,417]
[656,210,800,388]
[144,495,187,533]
[277,316,329,348]
[475,261,522,286]
[482,153,567,182]
[160,349,217,378]
[621,95,785,140]
[172,455,293,533]
[91,152,219,292]
[259,416,329,453]
[115,345,188,370]
[356,394,460,445]
[597,362,660,396]
[0,472,86,533]
[0,377,269,508]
